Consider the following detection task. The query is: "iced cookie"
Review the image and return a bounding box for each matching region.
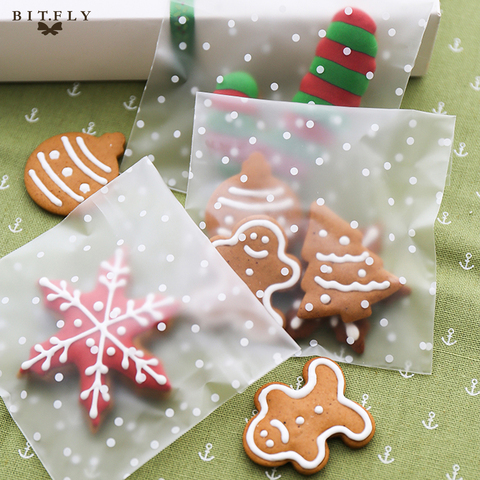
[211,215,301,327]
[24,132,125,215]
[329,316,370,354]
[19,249,178,432]
[243,356,375,474]
[293,7,377,106]
[298,200,404,323]
[205,151,303,242]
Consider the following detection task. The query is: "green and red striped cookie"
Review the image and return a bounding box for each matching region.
[214,71,259,99]
[293,7,377,107]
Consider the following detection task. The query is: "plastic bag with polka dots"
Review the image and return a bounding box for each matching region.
[122,0,437,193]
[0,158,300,480]
[185,92,456,374]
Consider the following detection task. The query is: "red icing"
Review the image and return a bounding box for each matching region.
[315,37,376,75]
[299,73,362,107]
[214,88,250,98]
[20,249,179,430]
[332,7,376,34]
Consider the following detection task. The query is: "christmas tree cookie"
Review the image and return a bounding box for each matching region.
[297,201,404,323]
[293,7,377,106]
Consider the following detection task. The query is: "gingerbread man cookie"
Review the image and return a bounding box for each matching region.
[24,132,125,215]
[205,152,303,243]
[19,249,178,431]
[243,356,375,474]
[298,201,404,323]
[211,215,301,327]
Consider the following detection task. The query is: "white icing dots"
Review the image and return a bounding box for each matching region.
[358,269,367,278]
[320,294,331,304]
[261,236,269,244]
[281,267,289,276]
[361,300,370,309]
[320,265,332,274]
[250,232,258,240]
[79,183,90,193]
[49,150,60,160]
[117,326,126,336]
[62,167,73,177]
[339,236,350,245]
[365,256,374,266]
[314,405,324,414]
[296,416,305,425]
[266,439,274,448]
[260,429,268,437]
[74,319,82,328]
[93,301,104,312]
[305,302,313,312]
[319,229,328,237]
[107,347,116,356]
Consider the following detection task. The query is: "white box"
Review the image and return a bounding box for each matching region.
[0,1,439,82]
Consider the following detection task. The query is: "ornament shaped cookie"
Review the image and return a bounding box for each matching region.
[293,7,377,106]
[298,201,404,323]
[205,152,303,242]
[243,357,375,475]
[24,132,125,215]
[211,215,301,326]
[19,249,178,431]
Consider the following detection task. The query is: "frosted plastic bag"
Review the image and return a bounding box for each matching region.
[185,92,456,374]
[0,158,299,480]
[123,0,436,193]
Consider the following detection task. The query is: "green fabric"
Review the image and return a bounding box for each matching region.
[327,22,378,57]
[1,1,480,478]
[309,56,370,95]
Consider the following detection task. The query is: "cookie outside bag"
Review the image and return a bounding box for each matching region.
[243,356,375,475]
[24,132,125,216]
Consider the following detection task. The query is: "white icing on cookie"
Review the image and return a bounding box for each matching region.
[244,357,373,470]
[212,218,301,325]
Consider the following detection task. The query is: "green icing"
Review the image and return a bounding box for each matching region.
[309,57,370,96]
[216,72,259,98]
[292,91,333,105]
[327,22,377,57]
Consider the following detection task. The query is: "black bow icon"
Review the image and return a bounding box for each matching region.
[37,22,63,36]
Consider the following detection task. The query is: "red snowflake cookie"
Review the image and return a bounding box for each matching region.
[19,249,179,431]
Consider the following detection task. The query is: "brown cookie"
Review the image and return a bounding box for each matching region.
[211,215,302,327]
[205,151,303,243]
[243,356,375,475]
[24,132,125,215]
[298,201,404,323]
[329,316,370,354]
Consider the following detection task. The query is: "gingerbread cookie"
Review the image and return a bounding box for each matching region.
[243,356,375,474]
[298,201,404,323]
[19,249,179,431]
[205,152,303,243]
[211,215,301,327]
[24,132,125,215]
[329,316,370,354]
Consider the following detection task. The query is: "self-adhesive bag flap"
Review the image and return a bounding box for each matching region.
[123,0,436,192]
[185,92,456,374]
[0,158,300,480]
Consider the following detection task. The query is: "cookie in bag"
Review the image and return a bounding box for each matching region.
[205,151,304,245]
[19,249,179,432]
[211,215,302,327]
[297,200,405,324]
